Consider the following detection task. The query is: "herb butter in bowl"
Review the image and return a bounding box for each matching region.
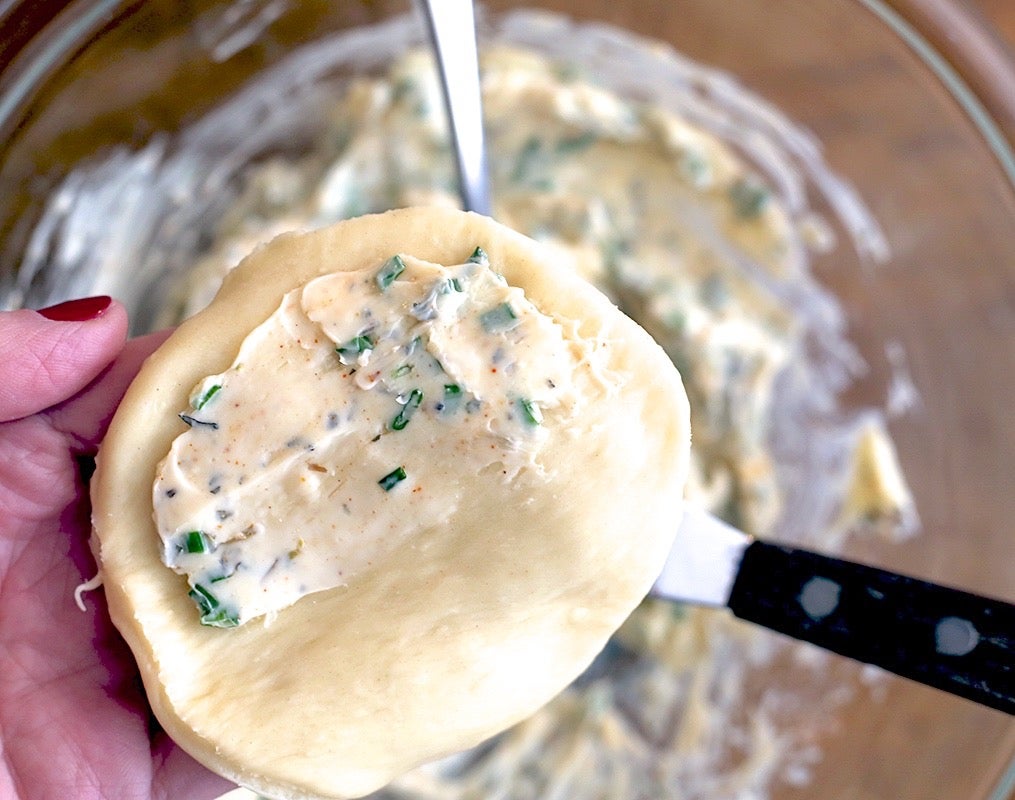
[89,206,691,800]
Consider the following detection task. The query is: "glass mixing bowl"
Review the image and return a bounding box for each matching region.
[1,2,1012,799]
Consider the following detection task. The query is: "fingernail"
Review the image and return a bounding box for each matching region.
[37,295,113,322]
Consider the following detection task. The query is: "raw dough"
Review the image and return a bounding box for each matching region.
[90,207,691,799]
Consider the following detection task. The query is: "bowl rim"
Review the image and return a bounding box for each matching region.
[872,0,1015,184]
[0,2,1012,793]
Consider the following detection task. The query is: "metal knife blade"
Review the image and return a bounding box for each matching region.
[651,506,751,608]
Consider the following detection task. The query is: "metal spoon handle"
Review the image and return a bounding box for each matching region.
[418,0,492,216]
[728,541,1015,714]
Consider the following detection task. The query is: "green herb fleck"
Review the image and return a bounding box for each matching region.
[435,276,463,296]
[393,363,413,378]
[188,584,239,628]
[556,131,597,154]
[682,152,710,186]
[193,384,221,410]
[480,303,519,333]
[518,398,543,426]
[439,383,463,414]
[390,389,423,431]
[336,334,374,363]
[185,531,208,554]
[189,584,216,613]
[700,274,729,310]
[201,607,239,628]
[729,178,770,219]
[375,255,406,291]
[392,77,415,103]
[665,310,687,334]
[554,62,584,83]
[378,466,407,491]
[391,79,428,116]
[468,246,489,266]
[602,238,631,275]
[511,136,553,189]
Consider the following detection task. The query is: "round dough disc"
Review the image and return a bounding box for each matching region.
[91,207,690,799]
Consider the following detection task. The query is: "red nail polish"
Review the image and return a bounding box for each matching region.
[37,295,113,322]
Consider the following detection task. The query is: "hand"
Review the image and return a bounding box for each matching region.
[0,298,233,800]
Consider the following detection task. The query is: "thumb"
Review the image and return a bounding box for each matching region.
[44,328,172,454]
[0,297,128,423]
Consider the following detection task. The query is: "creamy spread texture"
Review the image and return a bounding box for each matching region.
[155,249,597,626]
[176,45,838,540]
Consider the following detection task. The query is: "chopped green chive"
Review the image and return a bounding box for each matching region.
[729,178,770,219]
[390,78,429,117]
[185,531,208,554]
[189,584,216,613]
[700,274,729,309]
[468,246,489,266]
[518,398,543,426]
[665,310,687,334]
[393,363,413,378]
[433,276,463,297]
[202,607,239,627]
[554,62,584,82]
[390,389,423,431]
[193,384,221,410]
[514,135,540,171]
[682,152,710,186]
[556,131,597,154]
[511,136,550,187]
[375,255,406,291]
[336,334,374,363]
[392,77,416,103]
[602,238,631,274]
[188,584,239,628]
[439,383,463,414]
[480,302,519,333]
[378,466,407,491]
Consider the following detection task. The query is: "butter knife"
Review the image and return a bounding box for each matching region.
[652,507,1014,714]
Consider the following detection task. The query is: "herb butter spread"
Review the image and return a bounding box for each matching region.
[154,248,600,627]
[91,208,691,800]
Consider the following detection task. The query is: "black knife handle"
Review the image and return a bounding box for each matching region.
[727,541,1014,714]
